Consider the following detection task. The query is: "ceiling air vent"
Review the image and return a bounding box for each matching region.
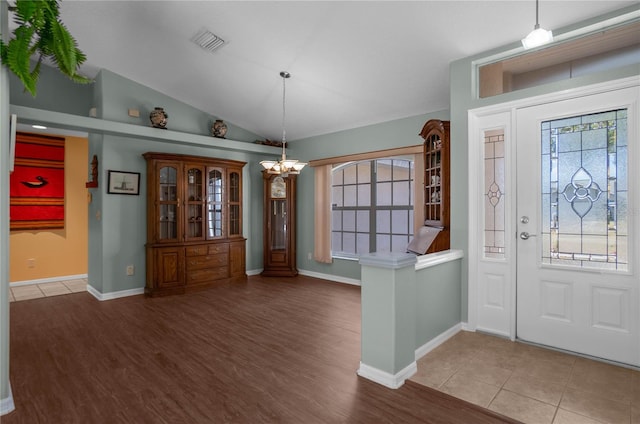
[192,30,225,52]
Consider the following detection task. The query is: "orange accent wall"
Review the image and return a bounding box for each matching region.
[9,135,89,282]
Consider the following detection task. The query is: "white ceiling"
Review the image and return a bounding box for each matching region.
[45,1,636,141]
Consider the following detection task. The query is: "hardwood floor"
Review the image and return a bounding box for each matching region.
[4,275,519,423]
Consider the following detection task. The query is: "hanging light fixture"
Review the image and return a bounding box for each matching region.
[521,0,553,49]
[260,71,307,175]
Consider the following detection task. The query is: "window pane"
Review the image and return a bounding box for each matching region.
[376,234,390,252]
[392,235,409,252]
[343,211,356,232]
[376,160,393,181]
[377,182,392,206]
[357,233,370,254]
[357,210,369,233]
[392,210,409,234]
[357,184,371,206]
[344,185,357,207]
[376,210,390,233]
[393,181,410,205]
[358,162,371,183]
[342,232,356,253]
[344,165,357,184]
[332,186,343,207]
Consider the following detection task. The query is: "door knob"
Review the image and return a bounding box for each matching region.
[520,231,536,240]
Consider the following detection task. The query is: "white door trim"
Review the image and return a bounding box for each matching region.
[467,75,640,337]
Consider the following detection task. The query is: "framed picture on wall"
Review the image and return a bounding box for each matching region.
[107,170,140,195]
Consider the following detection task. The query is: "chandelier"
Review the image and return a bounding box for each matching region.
[521,0,553,49]
[260,71,307,175]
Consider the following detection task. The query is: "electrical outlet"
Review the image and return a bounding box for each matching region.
[126,265,134,276]
[27,258,36,268]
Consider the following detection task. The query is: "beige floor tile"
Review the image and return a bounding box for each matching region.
[560,386,631,424]
[489,389,556,424]
[11,285,45,301]
[439,373,500,408]
[63,279,88,293]
[39,282,73,297]
[512,357,573,385]
[553,408,604,424]
[504,373,565,406]
[568,365,633,404]
[409,364,455,389]
[518,345,577,368]
[454,361,513,387]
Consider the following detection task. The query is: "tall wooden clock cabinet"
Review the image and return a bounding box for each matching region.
[262,172,298,277]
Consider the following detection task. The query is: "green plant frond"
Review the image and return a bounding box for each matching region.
[50,20,76,74]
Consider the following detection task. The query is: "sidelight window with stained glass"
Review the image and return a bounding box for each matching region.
[541,109,627,271]
[484,129,505,259]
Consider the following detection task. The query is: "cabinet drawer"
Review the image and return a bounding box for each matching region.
[186,254,228,270]
[187,267,229,283]
[185,245,208,256]
[208,243,229,254]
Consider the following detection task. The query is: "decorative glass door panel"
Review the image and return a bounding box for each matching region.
[271,199,287,250]
[207,169,223,238]
[541,109,627,271]
[484,129,505,259]
[186,166,204,240]
[158,166,178,240]
[516,86,638,366]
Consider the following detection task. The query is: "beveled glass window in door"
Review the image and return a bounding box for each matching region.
[207,169,224,238]
[484,129,505,259]
[186,167,204,239]
[541,109,628,271]
[158,166,178,240]
[228,171,241,237]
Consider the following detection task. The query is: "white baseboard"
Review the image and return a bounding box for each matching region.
[10,274,88,287]
[0,383,14,416]
[246,269,262,276]
[297,269,361,286]
[357,361,417,389]
[415,323,462,361]
[87,285,144,301]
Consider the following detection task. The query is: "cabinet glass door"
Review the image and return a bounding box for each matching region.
[207,168,224,238]
[186,166,204,240]
[424,133,442,226]
[229,171,241,237]
[159,165,178,240]
[270,199,287,249]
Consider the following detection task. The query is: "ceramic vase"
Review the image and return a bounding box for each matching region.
[150,107,168,129]
[212,119,228,138]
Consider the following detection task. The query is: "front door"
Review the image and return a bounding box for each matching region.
[515,87,639,366]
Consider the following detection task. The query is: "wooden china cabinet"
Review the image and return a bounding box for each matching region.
[420,119,450,253]
[261,171,298,277]
[143,152,246,297]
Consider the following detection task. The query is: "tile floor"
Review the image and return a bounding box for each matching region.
[9,278,87,302]
[410,331,639,424]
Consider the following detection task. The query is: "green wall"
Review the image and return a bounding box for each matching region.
[291,111,449,281]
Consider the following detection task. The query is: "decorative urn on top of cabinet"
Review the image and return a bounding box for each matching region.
[149,107,168,129]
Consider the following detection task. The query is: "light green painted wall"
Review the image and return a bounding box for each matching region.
[415,260,461,348]
[291,111,449,281]
[450,4,640,322]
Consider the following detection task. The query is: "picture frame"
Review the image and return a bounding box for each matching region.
[107,170,140,195]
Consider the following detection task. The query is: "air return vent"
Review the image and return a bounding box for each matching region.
[192,30,225,52]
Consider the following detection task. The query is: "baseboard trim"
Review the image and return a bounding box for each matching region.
[297,269,361,286]
[415,323,462,361]
[246,269,262,276]
[87,285,144,301]
[357,361,417,389]
[10,274,88,287]
[0,383,15,416]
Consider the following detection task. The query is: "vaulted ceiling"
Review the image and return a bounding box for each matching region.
[48,1,636,141]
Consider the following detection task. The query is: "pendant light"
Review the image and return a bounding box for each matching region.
[260,71,307,175]
[521,0,553,49]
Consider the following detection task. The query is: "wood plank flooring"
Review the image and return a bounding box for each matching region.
[4,275,519,423]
